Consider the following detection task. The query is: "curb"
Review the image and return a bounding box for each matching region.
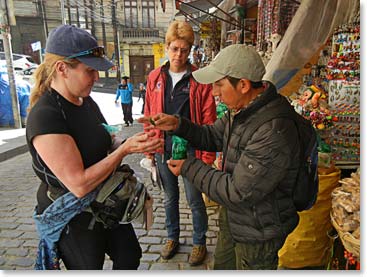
[0,144,28,162]
[0,135,28,162]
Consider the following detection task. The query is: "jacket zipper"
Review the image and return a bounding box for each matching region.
[161,74,166,163]
[252,206,262,230]
[222,111,233,170]
[190,82,196,124]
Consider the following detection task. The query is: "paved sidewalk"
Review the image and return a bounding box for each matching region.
[0,123,220,270]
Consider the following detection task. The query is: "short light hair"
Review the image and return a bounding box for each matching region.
[165,20,194,47]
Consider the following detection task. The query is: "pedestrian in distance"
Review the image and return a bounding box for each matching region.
[138,82,146,114]
[142,20,217,266]
[138,44,301,270]
[26,24,163,270]
[115,76,134,127]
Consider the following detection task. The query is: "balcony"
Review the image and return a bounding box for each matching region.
[121,28,163,42]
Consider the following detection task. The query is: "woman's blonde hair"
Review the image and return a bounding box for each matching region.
[165,20,194,47]
[28,53,79,110]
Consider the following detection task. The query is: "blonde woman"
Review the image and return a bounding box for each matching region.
[26,25,162,270]
[143,20,216,266]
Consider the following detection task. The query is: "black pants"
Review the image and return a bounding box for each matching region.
[141,99,145,114]
[121,103,133,124]
[58,212,142,270]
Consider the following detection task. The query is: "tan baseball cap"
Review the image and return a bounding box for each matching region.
[192,44,265,84]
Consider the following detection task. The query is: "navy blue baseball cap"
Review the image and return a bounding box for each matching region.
[45,25,114,71]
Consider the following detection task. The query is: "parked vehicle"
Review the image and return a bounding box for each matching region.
[0,52,38,71]
[16,66,37,86]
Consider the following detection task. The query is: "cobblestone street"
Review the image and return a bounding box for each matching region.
[0,123,220,270]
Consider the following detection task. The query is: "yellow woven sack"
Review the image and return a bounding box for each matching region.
[278,168,341,268]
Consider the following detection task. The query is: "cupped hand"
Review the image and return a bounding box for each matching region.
[137,113,179,131]
[122,131,163,154]
[167,159,185,176]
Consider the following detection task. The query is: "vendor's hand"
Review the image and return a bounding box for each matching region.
[167,159,185,176]
[121,131,163,154]
[138,113,179,131]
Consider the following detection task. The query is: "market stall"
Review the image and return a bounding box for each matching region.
[227,1,361,268]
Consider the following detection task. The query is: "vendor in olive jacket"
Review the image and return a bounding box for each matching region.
[138,44,301,270]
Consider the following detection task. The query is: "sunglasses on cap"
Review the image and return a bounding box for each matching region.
[65,46,105,60]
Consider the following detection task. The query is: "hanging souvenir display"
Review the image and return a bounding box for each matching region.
[288,39,335,169]
[293,85,333,130]
[289,83,334,168]
[257,0,299,52]
[325,22,360,164]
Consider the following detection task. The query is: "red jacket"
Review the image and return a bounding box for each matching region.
[144,64,217,164]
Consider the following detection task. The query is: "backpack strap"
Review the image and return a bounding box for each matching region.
[241,104,296,147]
[93,170,131,203]
[86,164,136,230]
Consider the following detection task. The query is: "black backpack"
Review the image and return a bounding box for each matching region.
[241,103,319,212]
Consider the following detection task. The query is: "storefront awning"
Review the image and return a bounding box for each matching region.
[176,0,260,29]
[176,0,224,15]
[176,0,242,28]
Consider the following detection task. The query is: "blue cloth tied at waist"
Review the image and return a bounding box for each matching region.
[33,190,97,270]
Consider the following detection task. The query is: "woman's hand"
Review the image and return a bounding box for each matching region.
[138,113,179,131]
[120,131,163,154]
[167,159,185,176]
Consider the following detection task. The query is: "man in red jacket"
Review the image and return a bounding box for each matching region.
[143,20,216,266]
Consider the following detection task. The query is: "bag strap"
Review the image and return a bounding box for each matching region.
[94,170,130,203]
[241,104,296,148]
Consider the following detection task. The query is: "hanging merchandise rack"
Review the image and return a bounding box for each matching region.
[325,22,360,168]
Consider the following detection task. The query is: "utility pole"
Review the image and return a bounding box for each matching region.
[76,1,80,27]
[100,0,108,78]
[60,0,66,24]
[111,0,120,80]
[66,0,71,24]
[39,0,48,40]
[84,0,89,29]
[90,0,95,37]
[0,0,21,128]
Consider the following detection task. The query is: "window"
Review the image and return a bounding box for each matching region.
[124,0,138,28]
[142,0,155,28]
[69,6,87,28]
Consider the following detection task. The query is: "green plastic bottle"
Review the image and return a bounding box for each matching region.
[172,135,188,160]
[216,102,228,119]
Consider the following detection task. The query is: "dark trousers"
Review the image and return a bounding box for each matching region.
[121,103,133,124]
[213,207,284,270]
[58,212,142,270]
[141,99,145,114]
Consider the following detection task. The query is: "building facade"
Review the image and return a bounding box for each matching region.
[8,0,179,86]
